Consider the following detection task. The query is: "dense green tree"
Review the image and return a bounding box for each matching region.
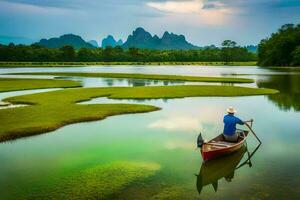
[128,48,141,61]
[258,23,300,67]
[222,40,237,48]
[103,46,115,61]
[77,48,98,61]
[0,43,257,62]
[59,46,75,61]
[291,46,300,66]
[221,40,254,62]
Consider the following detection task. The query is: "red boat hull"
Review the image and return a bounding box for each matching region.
[201,131,248,162]
[201,142,244,161]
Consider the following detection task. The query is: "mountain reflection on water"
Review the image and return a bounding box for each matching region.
[101,78,187,87]
[257,74,300,111]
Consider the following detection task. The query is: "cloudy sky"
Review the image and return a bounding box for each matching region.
[0,0,300,46]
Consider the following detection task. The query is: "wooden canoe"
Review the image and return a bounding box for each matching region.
[201,130,249,162]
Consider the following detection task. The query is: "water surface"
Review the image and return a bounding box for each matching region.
[0,66,299,199]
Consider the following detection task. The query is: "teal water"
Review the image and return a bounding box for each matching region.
[0,66,299,199]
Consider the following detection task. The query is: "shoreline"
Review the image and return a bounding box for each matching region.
[0,61,257,68]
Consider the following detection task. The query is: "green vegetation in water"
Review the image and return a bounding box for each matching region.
[10,72,254,83]
[32,161,160,200]
[0,85,278,142]
[0,87,159,141]
[0,78,81,92]
[0,61,257,67]
[149,186,190,200]
[107,85,278,99]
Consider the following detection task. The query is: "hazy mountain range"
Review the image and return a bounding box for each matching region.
[101,35,123,48]
[31,28,199,50]
[0,28,258,52]
[88,40,99,48]
[122,27,198,50]
[34,34,95,49]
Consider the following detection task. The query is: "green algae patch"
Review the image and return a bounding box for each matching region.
[0,85,278,142]
[0,87,160,142]
[8,72,254,83]
[35,161,160,200]
[108,85,279,99]
[0,103,159,142]
[150,186,191,200]
[0,78,81,92]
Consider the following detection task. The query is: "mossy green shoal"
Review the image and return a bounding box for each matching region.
[0,87,160,141]
[32,161,160,200]
[0,78,81,92]
[107,85,278,99]
[0,85,278,142]
[9,72,254,83]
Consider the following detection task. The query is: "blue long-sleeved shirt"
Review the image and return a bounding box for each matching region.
[223,114,244,136]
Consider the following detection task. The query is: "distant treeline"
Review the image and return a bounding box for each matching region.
[258,24,300,67]
[0,40,256,62]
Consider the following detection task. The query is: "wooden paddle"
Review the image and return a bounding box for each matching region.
[244,120,262,144]
[236,141,261,170]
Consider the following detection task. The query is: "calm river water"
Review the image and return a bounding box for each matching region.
[0,66,299,199]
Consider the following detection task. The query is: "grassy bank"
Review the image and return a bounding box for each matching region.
[10,72,254,83]
[0,85,278,142]
[0,61,257,68]
[0,87,160,141]
[0,78,81,92]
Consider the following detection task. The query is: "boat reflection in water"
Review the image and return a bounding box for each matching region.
[196,143,260,194]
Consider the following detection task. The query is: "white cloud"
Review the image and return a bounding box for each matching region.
[148,104,225,134]
[146,0,238,25]
[149,116,201,132]
[146,0,203,14]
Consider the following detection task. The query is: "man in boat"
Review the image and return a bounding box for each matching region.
[223,107,251,142]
